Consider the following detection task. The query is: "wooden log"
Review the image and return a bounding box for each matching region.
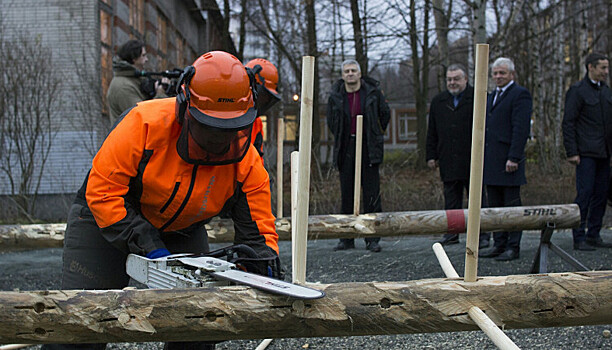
[0,204,580,250]
[0,271,609,344]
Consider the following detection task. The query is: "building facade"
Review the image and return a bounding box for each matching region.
[0,0,222,219]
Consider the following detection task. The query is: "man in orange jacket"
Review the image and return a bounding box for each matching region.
[245,58,282,159]
[43,51,278,350]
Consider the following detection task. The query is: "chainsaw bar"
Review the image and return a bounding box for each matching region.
[126,254,325,300]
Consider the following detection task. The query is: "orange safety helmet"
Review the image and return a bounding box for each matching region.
[246,58,280,95]
[184,51,256,130]
[245,58,281,115]
[175,51,256,166]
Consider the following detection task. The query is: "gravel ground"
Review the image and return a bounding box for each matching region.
[1,229,611,349]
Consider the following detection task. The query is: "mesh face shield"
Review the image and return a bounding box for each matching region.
[176,110,253,166]
[254,84,281,116]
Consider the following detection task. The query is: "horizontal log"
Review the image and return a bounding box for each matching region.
[0,204,579,250]
[0,271,609,344]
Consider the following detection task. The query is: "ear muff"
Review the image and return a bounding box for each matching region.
[175,65,196,124]
[245,66,260,104]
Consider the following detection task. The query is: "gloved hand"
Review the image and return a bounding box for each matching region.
[146,248,171,259]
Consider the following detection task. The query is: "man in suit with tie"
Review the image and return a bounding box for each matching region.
[479,57,532,261]
[426,64,490,248]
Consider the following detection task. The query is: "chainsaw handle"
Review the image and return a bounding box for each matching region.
[205,244,259,259]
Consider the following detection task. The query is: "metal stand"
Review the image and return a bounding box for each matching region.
[530,222,590,273]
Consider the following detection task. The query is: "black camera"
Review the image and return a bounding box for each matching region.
[137,68,183,98]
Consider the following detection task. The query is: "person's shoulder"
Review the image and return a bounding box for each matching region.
[432,89,451,102]
[109,75,140,91]
[329,79,345,96]
[509,83,531,98]
[129,98,175,122]
[362,76,383,93]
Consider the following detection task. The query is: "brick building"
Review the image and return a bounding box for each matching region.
[0,0,227,219]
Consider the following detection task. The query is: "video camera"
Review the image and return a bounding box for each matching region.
[136,68,183,98]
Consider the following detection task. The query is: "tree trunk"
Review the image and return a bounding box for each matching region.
[305,0,321,177]
[432,0,450,70]
[350,0,367,73]
[238,0,247,60]
[410,0,431,167]
[472,0,487,44]
[0,271,609,344]
[0,205,579,250]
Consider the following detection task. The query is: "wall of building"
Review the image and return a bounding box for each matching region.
[0,0,100,197]
[0,0,211,218]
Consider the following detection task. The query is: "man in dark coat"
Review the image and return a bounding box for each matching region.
[426,64,490,248]
[562,52,612,250]
[327,59,391,252]
[479,57,532,261]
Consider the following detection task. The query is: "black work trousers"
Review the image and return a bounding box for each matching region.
[441,180,491,242]
[573,156,610,243]
[486,185,522,251]
[41,203,214,350]
[338,136,382,245]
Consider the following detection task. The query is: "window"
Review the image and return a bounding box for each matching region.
[158,14,168,57]
[100,9,113,115]
[284,115,297,141]
[100,10,111,46]
[398,112,416,141]
[129,0,145,34]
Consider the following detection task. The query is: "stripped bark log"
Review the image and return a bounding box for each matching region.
[0,204,579,250]
[0,271,609,344]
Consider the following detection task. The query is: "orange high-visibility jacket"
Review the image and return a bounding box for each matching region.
[85,98,278,257]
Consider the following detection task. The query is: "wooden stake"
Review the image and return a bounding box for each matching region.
[353,115,363,216]
[432,244,522,350]
[1,271,610,344]
[276,117,284,218]
[291,151,300,283]
[464,43,489,282]
[468,306,521,350]
[432,243,460,278]
[294,56,315,284]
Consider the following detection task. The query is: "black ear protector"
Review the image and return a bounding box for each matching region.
[245,65,261,103]
[175,65,196,124]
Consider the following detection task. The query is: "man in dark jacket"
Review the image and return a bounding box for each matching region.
[426,64,490,248]
[479,57,532,262]
[562,52,612,250]
[327,59,390,252]
[106,39,169,125]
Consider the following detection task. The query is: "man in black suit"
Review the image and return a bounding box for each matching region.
[479,57,532,261]
[426,64,490,248]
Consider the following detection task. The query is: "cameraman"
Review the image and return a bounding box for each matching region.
[106,39,170,126]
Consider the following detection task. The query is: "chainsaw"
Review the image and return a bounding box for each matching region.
[126,245,325,300]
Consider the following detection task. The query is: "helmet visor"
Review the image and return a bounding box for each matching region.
[255,84,281,116]
[177,111,252,166]
[188,105,257,129]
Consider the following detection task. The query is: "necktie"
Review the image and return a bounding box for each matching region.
[493,89,502,105]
